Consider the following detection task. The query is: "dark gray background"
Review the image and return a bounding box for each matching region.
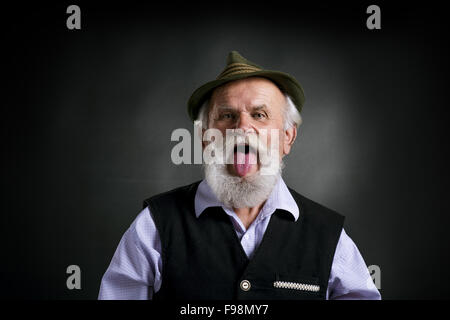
[3,1,449,299]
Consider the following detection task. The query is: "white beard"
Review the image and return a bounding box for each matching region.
[203,130,283,209]
[204,162,282,208]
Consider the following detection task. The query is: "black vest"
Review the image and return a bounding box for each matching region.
[143,181,344,300]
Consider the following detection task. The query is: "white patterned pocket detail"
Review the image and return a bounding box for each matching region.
[273,280,320,293]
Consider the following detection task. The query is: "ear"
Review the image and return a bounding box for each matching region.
[193,120,207,149]
[201,128,207,149]
[283,125,297,156]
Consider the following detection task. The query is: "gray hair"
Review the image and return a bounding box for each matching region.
[196,93,302,130]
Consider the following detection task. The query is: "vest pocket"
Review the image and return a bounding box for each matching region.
[272,273,322,298]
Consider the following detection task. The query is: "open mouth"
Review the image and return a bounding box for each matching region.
[233,144,257,177]
[233,144,255,155]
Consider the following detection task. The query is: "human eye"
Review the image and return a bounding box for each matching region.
[219,112,235,120]
[252,112,267,119]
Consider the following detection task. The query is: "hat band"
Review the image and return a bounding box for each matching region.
[217,63,262,79]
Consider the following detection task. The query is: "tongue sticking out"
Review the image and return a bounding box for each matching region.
[233,150,257,177]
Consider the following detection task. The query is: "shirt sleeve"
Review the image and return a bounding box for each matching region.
[98,206,162,300]
[326,228,381,300]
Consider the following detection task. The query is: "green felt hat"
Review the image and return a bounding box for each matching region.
[187,50,305,121]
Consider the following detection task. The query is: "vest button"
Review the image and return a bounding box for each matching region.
[240,280,251,291]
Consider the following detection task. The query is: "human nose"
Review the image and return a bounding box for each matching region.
[236,112,253,131]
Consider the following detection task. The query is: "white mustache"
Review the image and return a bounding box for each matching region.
[227,133,264,164]
[207,131,267,165]
[204,129,280,175]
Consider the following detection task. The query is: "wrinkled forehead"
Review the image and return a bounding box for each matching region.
[210,77,285,110]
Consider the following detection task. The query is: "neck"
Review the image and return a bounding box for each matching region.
[233,201,266,229]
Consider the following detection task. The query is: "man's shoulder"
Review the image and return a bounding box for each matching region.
[142,180,202,210]
[286,186,345,224]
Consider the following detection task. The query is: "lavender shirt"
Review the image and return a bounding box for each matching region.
[99,178,381,300]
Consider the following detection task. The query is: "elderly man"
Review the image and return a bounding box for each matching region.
[98,51,381,300]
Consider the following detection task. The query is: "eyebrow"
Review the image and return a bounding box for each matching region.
[215,106,235,112]
[251,105,268,111]
[215,104,269,112]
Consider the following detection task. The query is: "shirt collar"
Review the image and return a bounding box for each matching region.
[194,177,299,221]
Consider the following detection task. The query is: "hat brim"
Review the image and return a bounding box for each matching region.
[187,70,305,122]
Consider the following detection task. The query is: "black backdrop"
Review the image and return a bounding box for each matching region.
[3,1,450,299]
